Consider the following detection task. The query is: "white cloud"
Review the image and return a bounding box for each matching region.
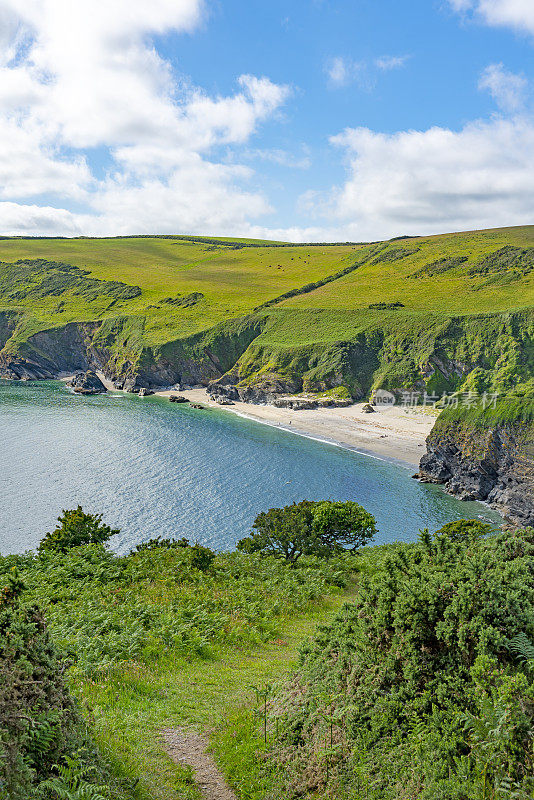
[326,56,366,88]
[375,55,409,71]
[326,54,408,90]
[0,202,91,236]
[449,0,534,35]
[0,0,291,236]
[479,63,527,111]
[242,147,311,170]
[318,116,534,240]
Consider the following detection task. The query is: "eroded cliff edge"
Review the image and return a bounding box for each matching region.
[418,405,534,528]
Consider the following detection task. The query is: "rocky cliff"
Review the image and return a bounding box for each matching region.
[1,308,533,410]
[418,411,534,528]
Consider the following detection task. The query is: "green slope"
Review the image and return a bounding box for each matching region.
[0,226,533,398]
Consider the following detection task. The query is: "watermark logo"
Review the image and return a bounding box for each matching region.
[372,389,396,406]
[400,390,499,409]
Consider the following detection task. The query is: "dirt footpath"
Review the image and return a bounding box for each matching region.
[162,728,237,800]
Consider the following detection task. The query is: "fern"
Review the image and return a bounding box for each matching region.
[27,716,59,761]
[507,633,534,669]
[38,756,110,800]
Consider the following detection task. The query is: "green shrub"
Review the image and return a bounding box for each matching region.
[38,508,119,554]
[0,584,107,799]
[246,526,534,798]
[189,543,215,572]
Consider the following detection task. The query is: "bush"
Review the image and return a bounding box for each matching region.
[133,536,189,552]
[189,543,215,572]
[259,526,534,798]
[0,574,107,799]
[38,508,119,554]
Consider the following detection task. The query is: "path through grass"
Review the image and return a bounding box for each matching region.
[72,590,355,800]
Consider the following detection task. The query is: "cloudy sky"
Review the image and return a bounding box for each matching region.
[1,0,534,241]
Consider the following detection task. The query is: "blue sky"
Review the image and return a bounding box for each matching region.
[1,0,534,240]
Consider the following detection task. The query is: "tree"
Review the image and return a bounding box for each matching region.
[435,518,493,542]
[311,501,376,557]
[237,500,376,563]
[38,506,119,554]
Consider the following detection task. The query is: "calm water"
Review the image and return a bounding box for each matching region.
[0,380,501,554]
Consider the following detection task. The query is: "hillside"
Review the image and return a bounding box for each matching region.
[0,226,532,398]
[216,525,534,799]
[4,517,534,800]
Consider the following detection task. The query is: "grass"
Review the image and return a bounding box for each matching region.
[282,226,534,316]
[0,237,357,345]
[1,226,533,353]
[1,226,532,399]
[73,592,353,800]
[1,543,359,800]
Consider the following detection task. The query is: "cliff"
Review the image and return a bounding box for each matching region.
[2,308,533,407]
[418,400,534,527]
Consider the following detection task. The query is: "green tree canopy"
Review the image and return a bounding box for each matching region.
[38,506,119,554]
[435,518,494,541]
[237,499,376,563]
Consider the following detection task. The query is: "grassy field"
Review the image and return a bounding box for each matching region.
[0,237,357,345]
[0,226,533,349]
[281,226,534,315]
[0,226,532,397]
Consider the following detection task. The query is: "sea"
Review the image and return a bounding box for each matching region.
[0,379,502,555]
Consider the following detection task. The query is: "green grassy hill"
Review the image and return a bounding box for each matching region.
[0,226,532,398]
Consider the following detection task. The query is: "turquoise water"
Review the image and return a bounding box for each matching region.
[0,380,501,554]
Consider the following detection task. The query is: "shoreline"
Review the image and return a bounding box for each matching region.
[51,375,435,467]
[154,387,437,468]
[6,377,506,525]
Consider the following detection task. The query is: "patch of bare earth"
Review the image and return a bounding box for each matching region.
[162,728,238,800]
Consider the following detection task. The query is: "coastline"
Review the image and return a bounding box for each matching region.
[154,387,437,468]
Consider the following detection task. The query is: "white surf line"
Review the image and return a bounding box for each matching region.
[225,407,415,470]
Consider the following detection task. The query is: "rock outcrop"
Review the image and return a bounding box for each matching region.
[418,420,534,528]
[67,371,107,395]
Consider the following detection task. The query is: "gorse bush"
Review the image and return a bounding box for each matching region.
[238,526,534,799]
[0,571,108,800]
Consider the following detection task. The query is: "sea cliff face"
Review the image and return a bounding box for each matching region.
[1,309,532,401]
[418,417,534,527]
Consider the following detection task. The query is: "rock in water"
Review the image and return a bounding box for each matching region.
[169,395,188,403]
[67,371,107,395]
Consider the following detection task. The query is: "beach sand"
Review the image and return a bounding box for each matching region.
[155,387,437,468]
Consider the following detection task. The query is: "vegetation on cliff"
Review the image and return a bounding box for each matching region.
[0,225,532,396]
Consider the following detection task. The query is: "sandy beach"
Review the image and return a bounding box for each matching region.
[154,387,437,468]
